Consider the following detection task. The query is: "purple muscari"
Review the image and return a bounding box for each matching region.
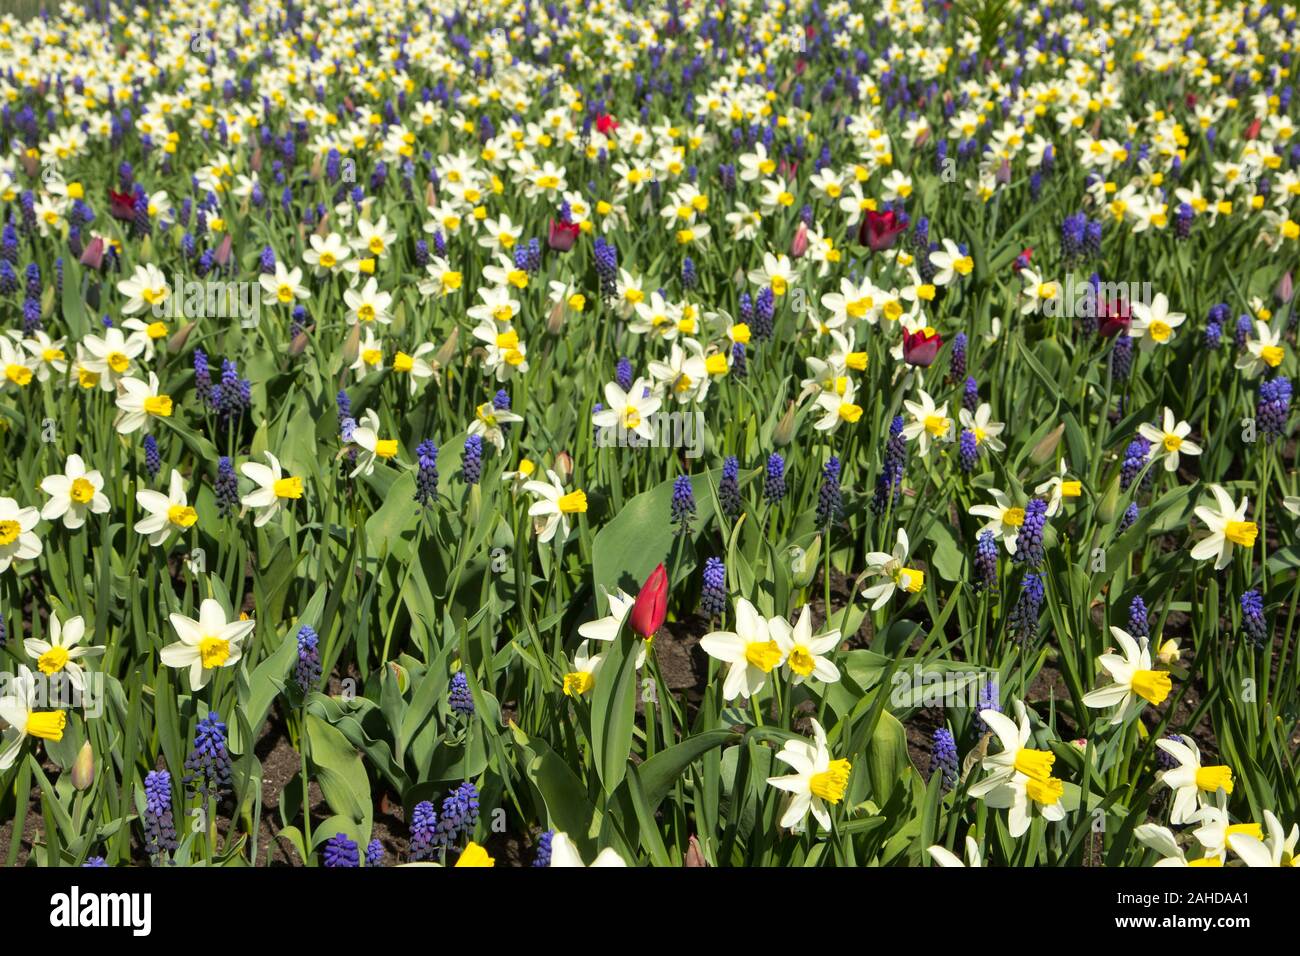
[671,474,696,533]
[1128,596,1149,639]
[931,728,959,792]
[681,256,697,290]
[323,833,360,868]
[533,830,554,867]
[593,237,618,299]
[215,456,239,517]
[1013,499,1048,567]
[415,439,439,506]
[738,292,754,325]
[1234,314,1253,349]
[408,800,439,861]
[295,625,321,692]
[974,530,998,591]
[615,357,633,392]
[462,435,483,485]
[1258,376,1292,441]
[193,349,213,406]
[763,453,786,504]
[449,671,475,716]
[1110,335,1133,380]
[365,839,385,867]
[949,332,967,381]
[1061,212,1086,259]
[817,455,842,526]
[336,390,355,442]
[184,712,232,801]
[1008,572,1044,643]
[432,782,480,848]
[143,770,178,862]
[82,857,107,868]
[141,434,161,479]
[719,455,742,517]
[413,239,429,268]
[973,677,1001,737]
[259,246,276,274]
[731,341,747,378]
[1156,734,1183,771]
[958,430,978,473]
[700,557,726,618]
[214,359,251,422]
[0,261,15,295]
[871,416,907,515]
[963,376,979,413]
[1120,436,1152,491]
[1174,202,1193,239]
[1240,590,1267,648]
[1119,502,1139,533]
[22,296,40,334]
[753,287,775,341]
[1204,318,1223,349]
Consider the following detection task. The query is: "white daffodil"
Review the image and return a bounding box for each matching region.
[0,496,42,571]
[1234,320,1286,379]
[392,343,439,397]
[343,276,393,326]
[523,469,587,544]
[471,320,529,381]
[1190,484,1257,570]
[160,598,255,691]
[350,409,399,479]
[901,389,952,455]
[560,639,603,697]
[114,372,174,435]
[958,402,1006,453]
[0,665,67,770]
[1128,293,1185,350]
[1138,407,1201,473]
[765,719,851,832]
[1034,459,1082,517]
[700,597,784,701]
[647,339,710,405]
[1018,268,1060,315]
[240,451,304,528]
[813,376,864,432]
[0,335,34,392]
[860,528,925,610]
[928,238,974,286]
[548,831,628,867]
[927,835,982,868]
[1155,735,1234,825]
[769,606,841,686]
[24,611,103,692]
[577,587,648,669]
[18,329,68,382]
[1082,626,1173,725]
[39,454,110,529]
[1227,810,1299,867]
[133,469,198,547]
[258,262,310,307]
[303,231,351,274]
[969,488,1027,554]
[592,377,662,444]
[353,214,397,259]
[81,327,143,391]
[1134,823,1221,867]
[468,397,523,451]
[970,706,1066,838]
[1190,797,1261,863]
[115,262,170,315]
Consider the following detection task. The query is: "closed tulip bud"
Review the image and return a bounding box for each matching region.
[434,327,459,370]
[290,329,310,356]
[1028,423,1064,466]
[685,834,709,867]
[72,740,94,791]
[79,235,105,270]
[342,322,361,364]
[214,233,233,268]
[790,222,809,258]
[547,297,567,335]
[773,400,798,446]
[251,148,263,173]
[1096,473,1121,524]
[1277,271,1293,305]
[554,451,574,482]
[168,320,196,353]
[386,660,410,694]
[995,158,1012,185]
[791,535,821,588]
[630,563,669,640]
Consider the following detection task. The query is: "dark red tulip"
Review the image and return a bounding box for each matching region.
[1097,296,1132,338]
[629,564,668,640]
[107,189,135,222]
[859,208,907,252]
[596,114,619,135]
[902,327,943,367]
[547,218,580,252]
[1245,117,1262,140]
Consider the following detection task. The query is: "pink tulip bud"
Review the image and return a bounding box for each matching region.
[79,236,105,270]
[790,222,809,258]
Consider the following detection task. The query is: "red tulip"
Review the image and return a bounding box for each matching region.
[107,189,135,222]
[629,564,668,640]
[548,218,580,252]
[1245,117,1262,140]
[902,327,943,367]
[859,208,907,252]
[596,113,619,135]
[1097,296,1131,338]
